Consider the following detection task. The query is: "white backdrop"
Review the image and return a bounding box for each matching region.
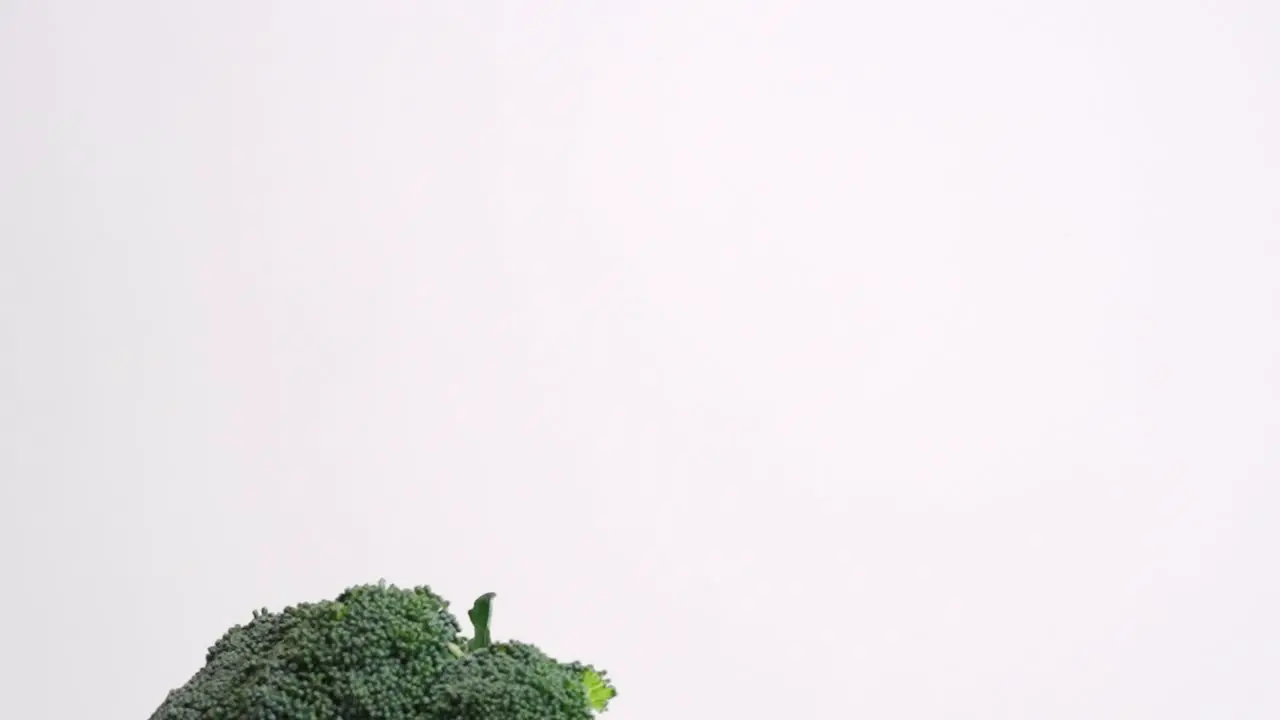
[2,2,1278,718]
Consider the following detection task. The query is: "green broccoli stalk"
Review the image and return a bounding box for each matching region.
[149,582,617,720]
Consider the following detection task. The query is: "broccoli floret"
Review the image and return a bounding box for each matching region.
[423,642,611,720]
[148,583,617,720]
[150,583,464,720]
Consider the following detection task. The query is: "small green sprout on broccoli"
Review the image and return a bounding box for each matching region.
[466,591,497,651]
[149,582,618,720]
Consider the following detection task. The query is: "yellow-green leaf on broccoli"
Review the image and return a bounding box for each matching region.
[582,668,616,712]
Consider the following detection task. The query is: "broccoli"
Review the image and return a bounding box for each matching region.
[149,582,617,720]
[424,641,610,720]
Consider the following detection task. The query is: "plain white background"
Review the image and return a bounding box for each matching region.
[2,1,1278,718]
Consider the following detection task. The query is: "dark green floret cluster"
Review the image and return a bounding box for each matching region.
[424,642,601,720]
[149,582,617,720]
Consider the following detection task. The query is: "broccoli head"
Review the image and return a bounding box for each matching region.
[148,582,617,720]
